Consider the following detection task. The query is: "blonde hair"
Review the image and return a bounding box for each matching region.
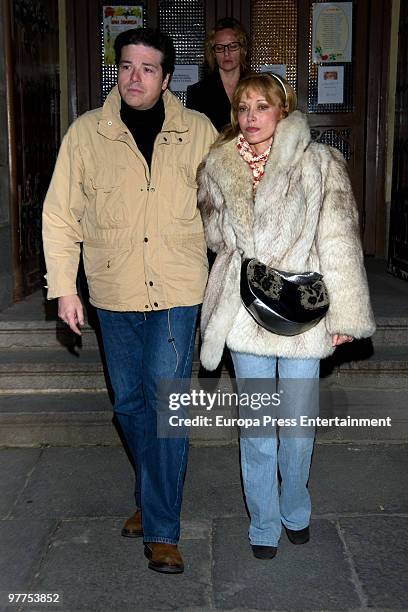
[205,17,248,74]
[213,72,297,148]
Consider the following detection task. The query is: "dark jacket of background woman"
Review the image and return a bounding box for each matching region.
[186,69,231,132]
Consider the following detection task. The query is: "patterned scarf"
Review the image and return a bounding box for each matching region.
[237,134,272,193]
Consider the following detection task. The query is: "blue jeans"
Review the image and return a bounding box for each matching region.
[97,306,199,544]
[231,351,320,547]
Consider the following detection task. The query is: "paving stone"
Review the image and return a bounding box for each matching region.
[185,445,408,520]
[30,518,212,611]
[0,448,41,518]
[309,444,408,515]
[0,445,407,611]
[0,519,55,593]
[212,516,361,610]
[10,448,134,519]
[182,447,246,520]
[340,516,408,609]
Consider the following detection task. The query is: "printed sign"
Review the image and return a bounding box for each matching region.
[312,2,352,63]
[317,66,344,104]
[171,65,199,92]
[259,64,287,79]
[103,6,143,65]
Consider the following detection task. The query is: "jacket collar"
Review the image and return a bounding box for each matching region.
[98,87,189,140]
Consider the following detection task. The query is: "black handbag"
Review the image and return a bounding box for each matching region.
[240,258,330,336]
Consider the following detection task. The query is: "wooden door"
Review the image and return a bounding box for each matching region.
[67,0,244,116]
[9,0,60,298]
[67,0,389,256]
[250,0,371,248]
[388,0,408,280]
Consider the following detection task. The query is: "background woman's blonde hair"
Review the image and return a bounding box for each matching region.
[213,72,297,148]
[205,17,248,74]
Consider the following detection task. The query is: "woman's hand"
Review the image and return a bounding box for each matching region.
[332,334,354,347]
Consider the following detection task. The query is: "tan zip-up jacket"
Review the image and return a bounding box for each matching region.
[42,87,217,311]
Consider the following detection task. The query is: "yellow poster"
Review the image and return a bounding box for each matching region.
[103,6,143,65]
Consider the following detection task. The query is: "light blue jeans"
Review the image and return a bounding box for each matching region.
[231,351,320,547]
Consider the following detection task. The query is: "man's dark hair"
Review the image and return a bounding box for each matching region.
[114,28,176,76]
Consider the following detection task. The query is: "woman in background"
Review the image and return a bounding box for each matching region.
[186,17,248,131]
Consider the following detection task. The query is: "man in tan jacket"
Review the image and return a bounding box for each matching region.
[42,28,217,574]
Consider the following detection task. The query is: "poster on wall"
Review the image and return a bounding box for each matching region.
[317,65,344,104]
[259,64,287,79]
[103,6,143,65]
[312,2,352,63]
[171,65,199,92]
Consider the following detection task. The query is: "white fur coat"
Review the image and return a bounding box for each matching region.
[197,111,376,371]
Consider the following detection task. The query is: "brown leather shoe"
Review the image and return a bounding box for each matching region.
[121,510,143,538]
[144,543,184,574]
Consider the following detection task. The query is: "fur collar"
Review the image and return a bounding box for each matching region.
[205,111,311,182]
[201,111,312,256]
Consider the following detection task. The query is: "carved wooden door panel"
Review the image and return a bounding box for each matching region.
[10,0,60,297]
[388,1,408,280]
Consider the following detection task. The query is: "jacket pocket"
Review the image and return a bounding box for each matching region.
[82,240,131,304]
[171,165,199,221]
[88,166,129,228]
[178,164,198,189]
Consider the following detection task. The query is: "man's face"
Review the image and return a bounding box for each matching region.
[117,44,170,110]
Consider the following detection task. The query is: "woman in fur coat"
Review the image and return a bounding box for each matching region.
[197,73,375,560]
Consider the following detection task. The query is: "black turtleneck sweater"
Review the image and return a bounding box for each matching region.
[120,95,165,170]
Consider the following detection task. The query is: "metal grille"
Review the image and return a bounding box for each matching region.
[388,0,408,279]
[307,0,354,113]
[250,0,297,90]
[100,3,147,102]
[311,128,352,160]
[159,0,205,103]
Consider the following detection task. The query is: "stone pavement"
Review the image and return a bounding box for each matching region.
[0,443,407,612]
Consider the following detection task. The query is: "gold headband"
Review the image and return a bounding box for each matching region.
[268,73,288,107]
